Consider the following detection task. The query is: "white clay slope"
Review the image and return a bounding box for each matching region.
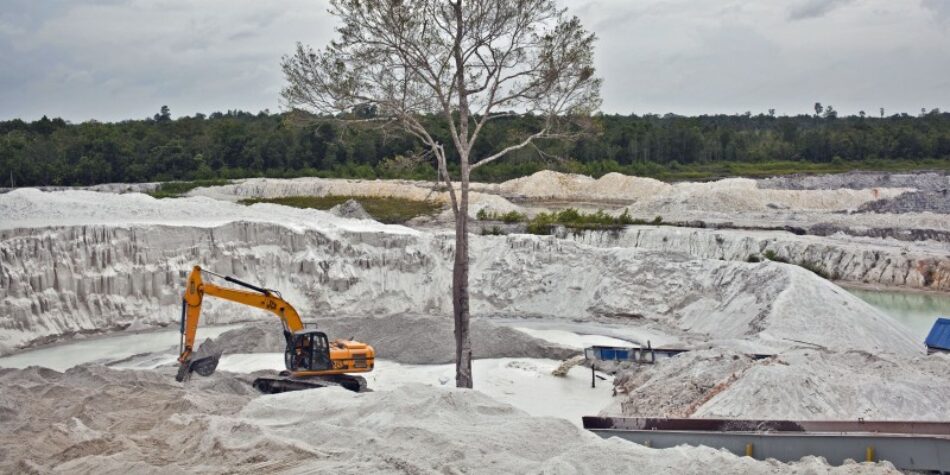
[568,227,950,291]
[612,348,950,421]
[0,188,923,358]
[0,187,415,235]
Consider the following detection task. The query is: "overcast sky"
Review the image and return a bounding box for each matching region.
[1,0,948,122]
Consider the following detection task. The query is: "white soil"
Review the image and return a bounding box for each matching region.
[216,353,615,427]
[0,365,900,473]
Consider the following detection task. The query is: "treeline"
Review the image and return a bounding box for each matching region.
[2,107,950,187]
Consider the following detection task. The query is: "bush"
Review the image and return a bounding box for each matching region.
[797,260,830,280]
[476,209,527,223]
[524,208,639,234]
[148,179,231,199]
[763,250,788,263]
[240,195,442,224]
[480,225,505,236]
[747,254,761,263]
[501,211,526,223]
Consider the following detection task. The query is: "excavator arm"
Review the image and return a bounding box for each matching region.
[176,266,305,381]
[178,265,304,365]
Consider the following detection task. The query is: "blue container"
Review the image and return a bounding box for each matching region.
[925,317,950,351]
[588,346,635,362]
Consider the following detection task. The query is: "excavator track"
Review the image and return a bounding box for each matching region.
[252,374,368,394]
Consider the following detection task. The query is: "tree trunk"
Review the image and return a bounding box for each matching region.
[453,169,473,388]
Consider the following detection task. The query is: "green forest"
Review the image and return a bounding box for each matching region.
[3,106,950,187]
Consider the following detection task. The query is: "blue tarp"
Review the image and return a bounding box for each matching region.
[925,317,950,351]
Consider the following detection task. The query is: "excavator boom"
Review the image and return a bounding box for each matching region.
[175,266,375,392]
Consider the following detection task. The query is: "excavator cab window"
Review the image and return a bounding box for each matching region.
[284,330,332,372]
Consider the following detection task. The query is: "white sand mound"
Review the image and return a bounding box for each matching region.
[497,170,670,201]
[625,177,910,213]
[208,316,579,363]
[0,366,899,473]
[612,348,950,421]
[189,176,520,216]
[228,383,900,474]
[186,171,910,216]
[0,187,414,235]
[488,170,906,211]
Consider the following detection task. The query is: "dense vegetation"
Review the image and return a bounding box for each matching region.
[239,195,443,224]
[477,207,663,234]
[147,179,231,198]
[3,107,950,187]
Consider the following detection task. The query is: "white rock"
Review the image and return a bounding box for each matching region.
[0,189,923,359]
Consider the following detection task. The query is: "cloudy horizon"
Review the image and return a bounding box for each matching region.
[2,0,949,122]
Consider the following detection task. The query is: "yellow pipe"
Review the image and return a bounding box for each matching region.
[866,446,875,462]
[745,443,754,458]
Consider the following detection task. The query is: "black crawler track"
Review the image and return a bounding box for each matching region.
[252,374,368,394]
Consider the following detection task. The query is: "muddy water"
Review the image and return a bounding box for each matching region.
[846,288,950,341]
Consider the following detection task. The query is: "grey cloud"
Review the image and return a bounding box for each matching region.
[922,0,950,22]
[1,0,948,121]
[787,0,855,20]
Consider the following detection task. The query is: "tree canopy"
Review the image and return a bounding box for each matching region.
[3,108,950,187]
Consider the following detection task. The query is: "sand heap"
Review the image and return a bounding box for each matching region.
[610,349,950,421]
[758,171,949,191]
[623,177,909,213]
[0,187,414,235]
[0,365,899,474]
[493,170,669,202]
[208,315,579,364]
[858,189,950,214]
[188,170,914,216]
[188,176,522,215]
[487,171,907,211]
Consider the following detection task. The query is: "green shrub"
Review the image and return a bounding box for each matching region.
[618,209,634,225]
[500,211,527,223]
[240,195,442,224]
[763,250,788,263]
[476,209,526,223]
[481,225,505,236]
[747,254,761,263]
[148,179,231,199]
[797,260,830,280]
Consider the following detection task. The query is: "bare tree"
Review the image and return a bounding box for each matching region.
[281,0,601,388]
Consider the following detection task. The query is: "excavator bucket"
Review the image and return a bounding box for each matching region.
[175,353,222,382]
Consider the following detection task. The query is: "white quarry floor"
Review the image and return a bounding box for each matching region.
[217,353,614,427]
[0,174,946,472]
[0,323,620,427]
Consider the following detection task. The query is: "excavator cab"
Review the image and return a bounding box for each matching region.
[284,330,333,372]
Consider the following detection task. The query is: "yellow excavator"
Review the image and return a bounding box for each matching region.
[175,265,375,393]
